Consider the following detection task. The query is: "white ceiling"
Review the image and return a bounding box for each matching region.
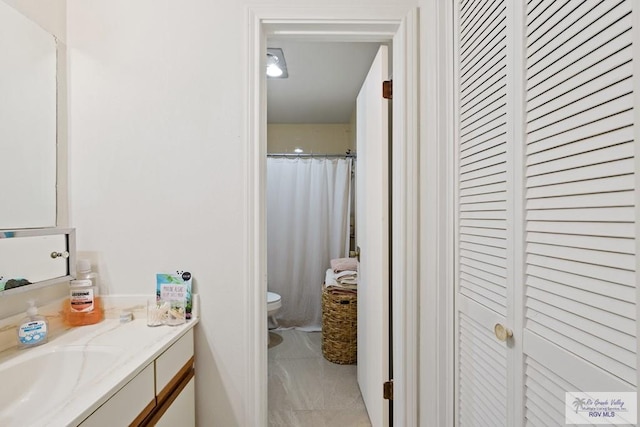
[266,41,382,124]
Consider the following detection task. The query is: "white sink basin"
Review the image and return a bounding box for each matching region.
[0,345,123,426]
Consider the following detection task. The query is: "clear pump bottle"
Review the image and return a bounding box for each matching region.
[17,300,48,348]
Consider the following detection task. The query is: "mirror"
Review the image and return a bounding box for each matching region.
[0,228,75,295]
[0,1,57,228]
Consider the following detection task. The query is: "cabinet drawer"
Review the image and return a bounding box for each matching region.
[155,329,194,396]
[80,363,155,427]
[154,377,195,427]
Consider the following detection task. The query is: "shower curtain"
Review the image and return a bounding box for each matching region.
[267,157,352,330]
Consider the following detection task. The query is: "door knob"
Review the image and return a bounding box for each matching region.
[494,323,513,342]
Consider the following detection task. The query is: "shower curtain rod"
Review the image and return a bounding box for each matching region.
[267,153,356,159]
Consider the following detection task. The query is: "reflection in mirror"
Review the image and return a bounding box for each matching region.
[0,229,75,295]
[0,2,57,228]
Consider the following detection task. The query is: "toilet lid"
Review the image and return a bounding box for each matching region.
[267,291,281,303]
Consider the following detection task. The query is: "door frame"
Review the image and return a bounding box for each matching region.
[419,1,456,426]
[245,6,419,426]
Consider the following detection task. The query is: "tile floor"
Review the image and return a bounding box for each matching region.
[268,329,372,427]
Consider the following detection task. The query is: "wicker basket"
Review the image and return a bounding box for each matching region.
[321,285,357,364]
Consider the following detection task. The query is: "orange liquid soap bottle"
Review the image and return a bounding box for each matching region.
[64,259,104,326]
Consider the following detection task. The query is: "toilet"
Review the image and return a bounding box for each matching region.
[267,291,281,345]
[267,291,281,327]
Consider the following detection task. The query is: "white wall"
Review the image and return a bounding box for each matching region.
[2,0,66,41]
[66,0,418,425]
[267,123,354,154]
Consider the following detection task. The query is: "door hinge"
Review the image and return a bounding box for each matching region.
[383,80,392,99]
[383,380,394,400]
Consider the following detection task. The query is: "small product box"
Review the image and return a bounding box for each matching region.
[155,271,192,321]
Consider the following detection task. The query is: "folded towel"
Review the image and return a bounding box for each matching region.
[335,270,357,279]
[336,270,357,285]
[325,268,337,286]
[331,257,358,273]
[325,284,358,293]
[325,268,357,290]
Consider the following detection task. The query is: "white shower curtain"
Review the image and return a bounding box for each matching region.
[267,157,352,330]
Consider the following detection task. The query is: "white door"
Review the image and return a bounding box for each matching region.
[521,1,636,424]
[454,1,638,426]
[454,0,513,424]
[356,45,390,427]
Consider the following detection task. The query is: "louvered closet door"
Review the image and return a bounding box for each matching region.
[455,0,638,426]
[523,1,637,425]
[454,0,515,425]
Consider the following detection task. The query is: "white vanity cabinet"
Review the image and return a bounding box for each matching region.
[147,327,195,426]
[78,363,156,427]
[79,328,195,427]
[154,377,196,426]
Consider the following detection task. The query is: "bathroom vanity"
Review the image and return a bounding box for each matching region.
[79,323,196,426]
[0,4,196,425]
[0,308,197,427]
[0,4,197,425]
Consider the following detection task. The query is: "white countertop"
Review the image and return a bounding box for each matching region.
[0,317,198,427]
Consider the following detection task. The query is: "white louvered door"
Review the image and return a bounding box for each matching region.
[454,1,638,425]
[523,1,636,425]
[454,0,515,425]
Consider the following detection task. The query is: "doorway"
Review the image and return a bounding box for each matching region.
[265,39,387,426]
[246,7,419,426]
[265,40,377,332]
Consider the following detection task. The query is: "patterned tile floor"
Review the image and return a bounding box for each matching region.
[268,329,372,427]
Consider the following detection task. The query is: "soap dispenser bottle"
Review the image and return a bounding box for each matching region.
[17,300,49,349]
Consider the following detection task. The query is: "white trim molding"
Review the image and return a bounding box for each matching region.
[245,6,419,426]
[389,8,420,427]
[420,1,455,426]
[245,6,267,427]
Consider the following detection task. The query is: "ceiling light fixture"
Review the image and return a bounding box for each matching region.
[266,48,288,78]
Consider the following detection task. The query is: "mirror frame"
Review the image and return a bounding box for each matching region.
[0,228,76,296]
